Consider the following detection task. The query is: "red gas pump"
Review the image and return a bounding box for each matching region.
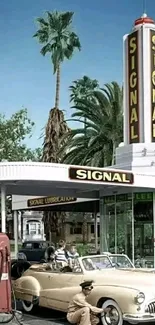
[0,233,23,324]
[0,233,11,313]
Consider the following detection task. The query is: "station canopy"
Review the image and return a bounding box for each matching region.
[9,161,155,211]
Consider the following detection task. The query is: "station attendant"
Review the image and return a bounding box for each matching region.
[67,280,110,325]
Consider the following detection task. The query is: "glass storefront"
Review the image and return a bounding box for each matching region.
[100,192,154,267]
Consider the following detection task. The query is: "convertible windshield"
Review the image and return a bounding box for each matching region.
[82,254,134,270]
[108,254,134,268]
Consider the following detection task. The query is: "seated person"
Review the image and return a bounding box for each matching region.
[67,244,79,268]
[54,240,68,268]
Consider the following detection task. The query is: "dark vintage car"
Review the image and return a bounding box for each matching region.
[17,240,47,263]
[11,240,48,279]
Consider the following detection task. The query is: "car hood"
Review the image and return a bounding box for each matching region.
[84,268,155,289]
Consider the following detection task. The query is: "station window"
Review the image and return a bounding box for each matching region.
[91,225,100,236]
[70,227,82,235]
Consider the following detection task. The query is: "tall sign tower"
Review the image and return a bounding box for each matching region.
[123,14,155,145]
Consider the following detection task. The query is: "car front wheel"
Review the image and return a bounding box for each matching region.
[21,300,34,313]
[101,299,123,325]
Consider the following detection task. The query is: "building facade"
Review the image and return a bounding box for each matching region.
[100,192,154,267]
[63,213,99,244]
[22,211,45,242]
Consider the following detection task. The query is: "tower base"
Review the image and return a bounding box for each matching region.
[112,143,155,172]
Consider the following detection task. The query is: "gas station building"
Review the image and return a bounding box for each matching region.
[10,164,155,268]
[0,14,155,268]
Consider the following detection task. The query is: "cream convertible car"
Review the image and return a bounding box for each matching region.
[13,254,155,325]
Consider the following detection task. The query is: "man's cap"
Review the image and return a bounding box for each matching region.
[80,280,94,289]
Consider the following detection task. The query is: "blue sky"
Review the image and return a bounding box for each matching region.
[0,0,153,149]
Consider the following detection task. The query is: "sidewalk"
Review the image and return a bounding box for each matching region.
[9,320,29,325]
[0,312,26,325]
[9,317,68,325]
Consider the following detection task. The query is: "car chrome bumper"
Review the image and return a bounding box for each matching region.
[123,313,155,323]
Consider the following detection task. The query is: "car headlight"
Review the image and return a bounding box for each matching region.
[17,252,27,261]
[135,292,145,304]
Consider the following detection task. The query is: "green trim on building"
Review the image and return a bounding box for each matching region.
[104,192,153,204]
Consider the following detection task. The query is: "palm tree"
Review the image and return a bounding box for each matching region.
[42,108,70,163]
[69,77,98,244]
[69,76,99,103]
[60,82,123,167]
[69,76,99,137]
[33,11,81,110]
[101,82,123,165]
[33,11,81,162]
[33,11,81,241]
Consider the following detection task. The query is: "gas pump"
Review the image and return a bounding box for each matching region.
[0,233,22,324]
[0,233,11,313]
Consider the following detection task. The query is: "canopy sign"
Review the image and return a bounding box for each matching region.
[27,196,76,207]
[69,167,134,184]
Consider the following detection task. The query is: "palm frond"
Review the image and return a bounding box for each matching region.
[40,43,52,56]
[60,12,74,29]
[33,10,81,71]
[62,81,123,167]
[33,30,49,43]
[36,17,48,27]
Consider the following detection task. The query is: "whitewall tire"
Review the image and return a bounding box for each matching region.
[21,300,34,313]
[101,299,123,325]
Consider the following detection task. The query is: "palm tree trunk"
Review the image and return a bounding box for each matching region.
[55,64,60,109]
[82,213,88,244]
[112,142,116,165]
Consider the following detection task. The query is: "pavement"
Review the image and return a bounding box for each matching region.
[4,306,69,325]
